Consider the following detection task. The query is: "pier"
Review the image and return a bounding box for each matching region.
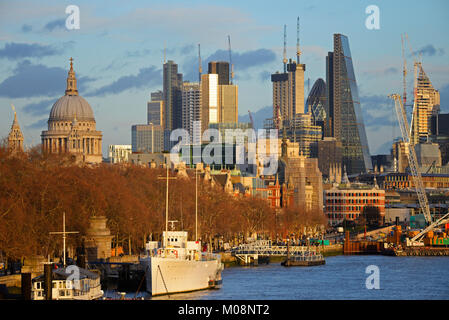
[231,240,323,265]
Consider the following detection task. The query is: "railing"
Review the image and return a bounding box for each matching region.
[231,244,321,257]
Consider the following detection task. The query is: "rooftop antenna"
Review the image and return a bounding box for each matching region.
[283,24,287,73]
[198,43,202,83]
[164,41,167,64]
[296,17,302,64]
[228,35,234,84]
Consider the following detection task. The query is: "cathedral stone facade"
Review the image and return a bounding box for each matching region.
[8,110,24,153]
[41,58,103,164]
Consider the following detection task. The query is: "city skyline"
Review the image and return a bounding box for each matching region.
[1,0,449,156]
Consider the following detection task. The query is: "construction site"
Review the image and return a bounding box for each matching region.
[343,33,449,256]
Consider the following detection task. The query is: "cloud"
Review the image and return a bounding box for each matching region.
[22,98,55,117]
[183,48,276,82]
[384,67,398,75]
[0,60,96,98]
[21,24,32,33]
[126,49,152,58]
[43,18,66,32]
[360,95,399,129]
[26,118,47,130]
[238,105,273,129]
[439,83,449,113]
[0,42,62,60]
[259,70,272,82]
[85,66,162,96]
[411,44,445,57]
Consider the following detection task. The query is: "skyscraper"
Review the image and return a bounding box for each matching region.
[271,59,305,121]
[132,124,164,153]
[411,63,440,145]
[208,61,230,85]
[325,34,372,175]
[306,78,327,135]
[163,60,183,131]
[219,84,238,124]
[201,73,219,139]
[147,90,164,127]
[181,81,201,144]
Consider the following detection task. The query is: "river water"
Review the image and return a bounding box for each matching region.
[105,255,449,300]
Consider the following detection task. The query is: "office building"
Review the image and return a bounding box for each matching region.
[315,137,342,180]
[163,60,183,131]
[325,184,385,226]
[208,61,230,85]
[147,90,164,127]
[411,63,440,145]
[201,73,219,139]
[181,82,201,144]
[306,78,326,135]
[132,124,164,153]
[325,34,372,175]
[108,145,132,164]
[219,84,238,124]
[271,59,305,121]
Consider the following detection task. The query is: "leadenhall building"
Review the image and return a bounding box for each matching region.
[41,58,103,164]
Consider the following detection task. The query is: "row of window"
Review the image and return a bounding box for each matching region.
[326,198,382,204]
[326,192,383,197]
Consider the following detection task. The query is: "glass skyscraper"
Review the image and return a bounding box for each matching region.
[326,34,372,175]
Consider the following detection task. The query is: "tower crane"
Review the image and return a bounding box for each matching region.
[283,25,287,73]
[248,110,255,130]
[228,35,234,84]
[389,94,449,245]
[198,44,202,83]
[401,34,407,106]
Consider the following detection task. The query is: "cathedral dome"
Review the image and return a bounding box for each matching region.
[49,95,95,122]
[48,57,95,122]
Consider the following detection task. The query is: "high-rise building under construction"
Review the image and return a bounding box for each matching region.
[411,63,440,145]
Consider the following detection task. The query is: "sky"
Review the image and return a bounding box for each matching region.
[0,0,448,156]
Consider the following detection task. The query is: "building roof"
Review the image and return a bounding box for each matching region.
[49,95,95,122]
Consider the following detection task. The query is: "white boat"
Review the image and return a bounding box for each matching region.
[139,164,223,296]
[140,230,223,296]
[31,266,104,300]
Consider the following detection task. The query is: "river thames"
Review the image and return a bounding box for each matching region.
[105,255,449,300]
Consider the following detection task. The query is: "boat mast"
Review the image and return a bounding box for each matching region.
[49,212,78,267]
[158,161,176,247]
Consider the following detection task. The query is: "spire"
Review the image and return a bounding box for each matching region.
[65,57,78,96]
[8,104,24,152]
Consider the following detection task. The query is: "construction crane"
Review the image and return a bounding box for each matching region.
[388,94,449,245]
[296,17,301,64]
[401,34,407,106]
[228,35,234,84]
[198,44,202,83]
[283,24,287,73]
[248,110,255,129]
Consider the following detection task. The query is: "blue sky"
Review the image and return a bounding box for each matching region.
[1,0,448,156]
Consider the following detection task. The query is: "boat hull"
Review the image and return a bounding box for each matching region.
[141,256,223,296]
